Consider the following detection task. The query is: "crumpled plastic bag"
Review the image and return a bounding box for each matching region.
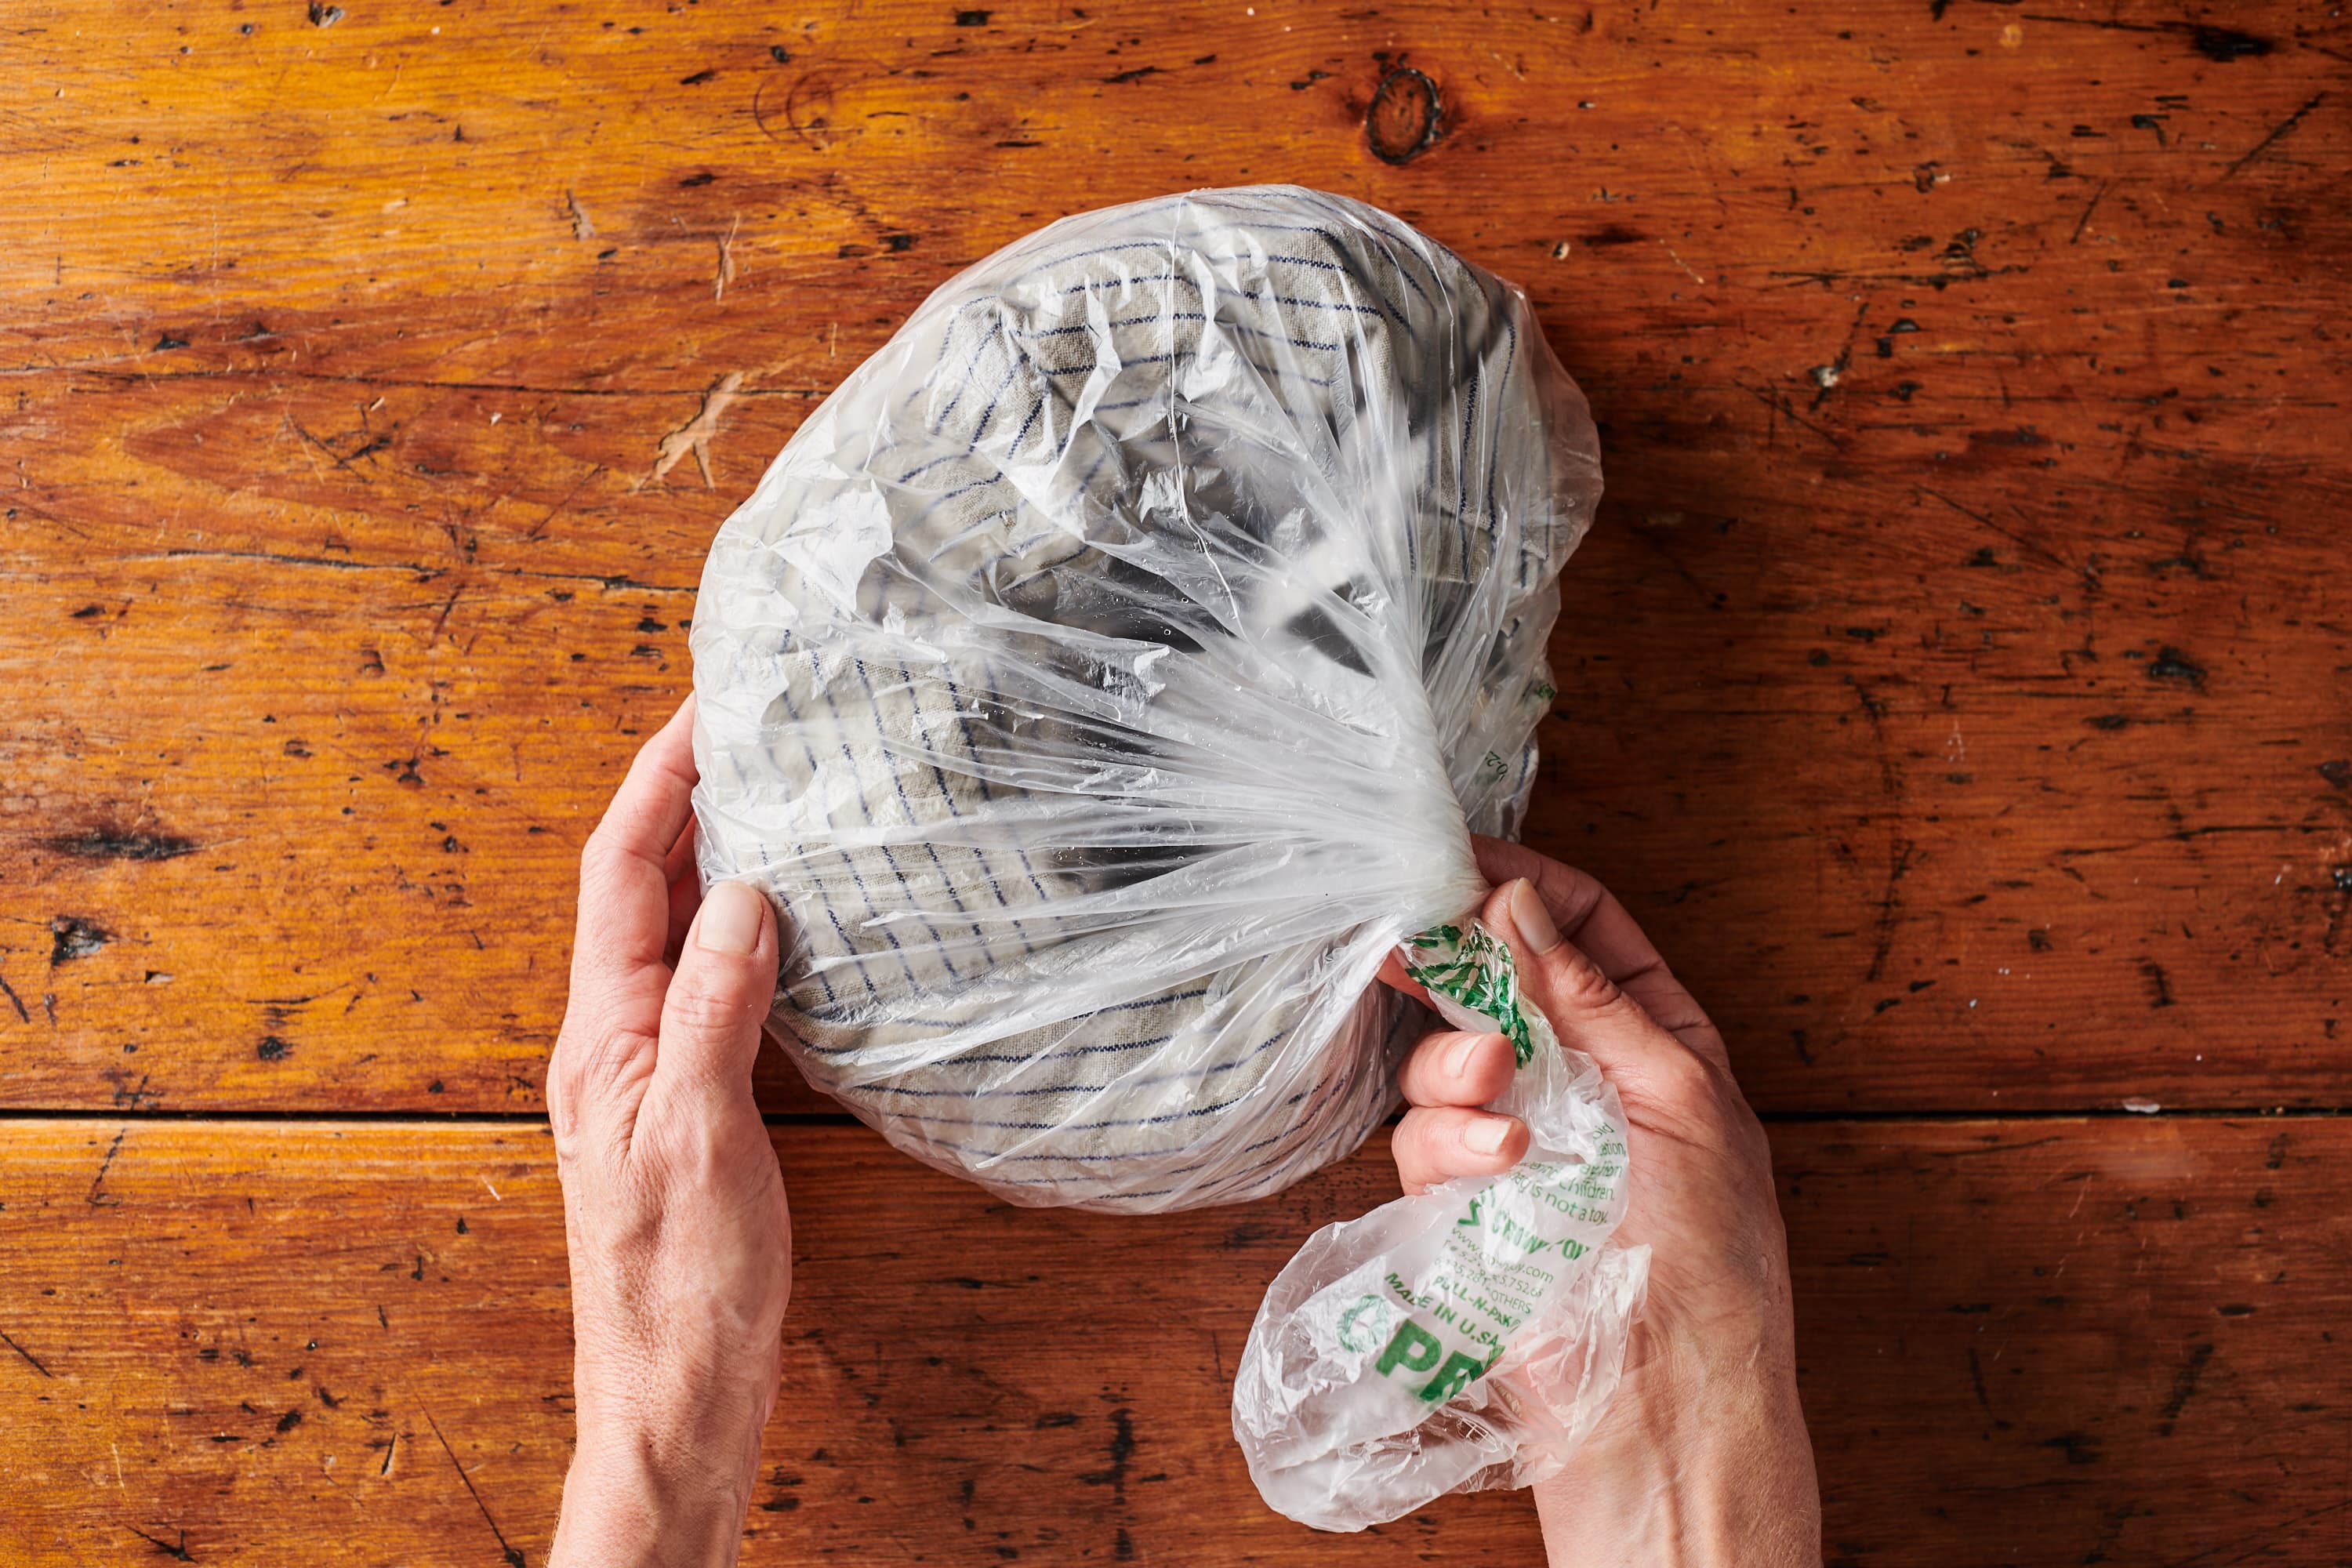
[688,184,1632,1524]
[1232,918,1646,1530]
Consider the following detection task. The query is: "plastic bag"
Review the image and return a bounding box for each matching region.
[690,184,1634,1528]
[1232,918,1646,1530]
[691,185,1604,1216]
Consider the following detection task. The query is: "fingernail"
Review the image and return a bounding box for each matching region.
[1506,878,1562,954]
[698,880,767,955]
[1448,1033,1503,1079]
[1464,1115,1512,1156]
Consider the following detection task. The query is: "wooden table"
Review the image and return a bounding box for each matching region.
[4,2,2346,1561]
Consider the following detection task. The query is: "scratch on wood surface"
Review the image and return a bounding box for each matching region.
[1967,1346,1994,1420]
[426,1411,526,1567]
[565,190,595,241]
[426,583,464,650]
[88,1126,128,1207]
[0,1327,53,1378]
[2224,92,2326,180]
[124,1525,193,1562]
[641,370,748,490]
[1867,837,1921,983]
[2158,1341,2216,1435]
[1740,382,1846,451]
[280,415,328,485]
[715,215,740,302]
[2067,178,2111,244]
[1659,238,1705,285]
[526,464,604,540]
[1918,485,2074,570]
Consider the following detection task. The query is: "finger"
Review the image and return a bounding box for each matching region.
[1396,1030,1516,1109]
[573,699,700,1000]
[664,816,700,966]
[663,808,700,884]
[1392,1106,1528,1195]
[1472,837,1727,1069]
[554,699,701,1144]
[1483,877,1702,1094]
[652,880,780,1111]
[1375,951,1431,1007]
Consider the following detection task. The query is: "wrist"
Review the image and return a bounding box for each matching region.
[551,1420,760,1568]
[1532,1318,1818,1567]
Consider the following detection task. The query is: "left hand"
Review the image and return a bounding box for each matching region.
[546,696,792,1568]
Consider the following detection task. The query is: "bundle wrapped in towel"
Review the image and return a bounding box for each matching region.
[690,184,1602,1214]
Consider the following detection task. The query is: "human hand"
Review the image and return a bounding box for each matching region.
[546,697,791,1568]
[1382,836,1820,1566]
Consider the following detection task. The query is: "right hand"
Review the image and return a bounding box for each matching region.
[1381,836,1820,1566]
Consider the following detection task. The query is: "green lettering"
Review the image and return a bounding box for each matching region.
[1417,1350,1490,1404]
[1375,1320,1443,1381]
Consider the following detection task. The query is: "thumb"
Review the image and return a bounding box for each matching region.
[1482,877,1689,1089]
[654,880,780,1105]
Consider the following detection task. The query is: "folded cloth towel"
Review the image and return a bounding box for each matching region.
[691,185,1602,1212]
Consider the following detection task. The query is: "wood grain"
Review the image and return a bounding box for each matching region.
[0,1116,2342,1566]
[4,0,2348,1114]
[9,6,2347,1563]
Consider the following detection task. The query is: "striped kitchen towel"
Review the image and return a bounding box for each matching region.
[691,186,1602,1212]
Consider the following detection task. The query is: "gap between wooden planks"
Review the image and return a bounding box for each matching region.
[0,1115,2342,1567]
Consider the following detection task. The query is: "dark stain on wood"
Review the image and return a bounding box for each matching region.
[2146,648,2209,689]
[2189,26,2274,63]
[43,826,199,863]
[49,916,111,966]
[1365,66,1442,165]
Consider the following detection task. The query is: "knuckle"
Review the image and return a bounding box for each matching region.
[1465,1036,1516,1095]
[547,1029,587,1099]
[1389,1116,1438,1189]
[1397,1032,1454,1090]
[578,833,631,897]
[579,825,614,874]
[554,1013,652,1098]
[1647,1045,1725,1113]
[1542,949,1623,1014]
[662,980,757,1042]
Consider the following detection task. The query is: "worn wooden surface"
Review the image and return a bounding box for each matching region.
[2,0,2346,1115]
[3,0,2350,1563]
[4,1117,2344,1567]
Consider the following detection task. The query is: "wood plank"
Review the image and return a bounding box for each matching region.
[4,0,2347,1113]
[0,1115,2341,1565]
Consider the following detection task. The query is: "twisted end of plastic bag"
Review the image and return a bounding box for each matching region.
[1232,918,1642,1530]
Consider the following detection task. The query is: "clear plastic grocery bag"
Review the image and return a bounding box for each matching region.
[688,184,1632,1525]
[1232,919,1646,1530]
